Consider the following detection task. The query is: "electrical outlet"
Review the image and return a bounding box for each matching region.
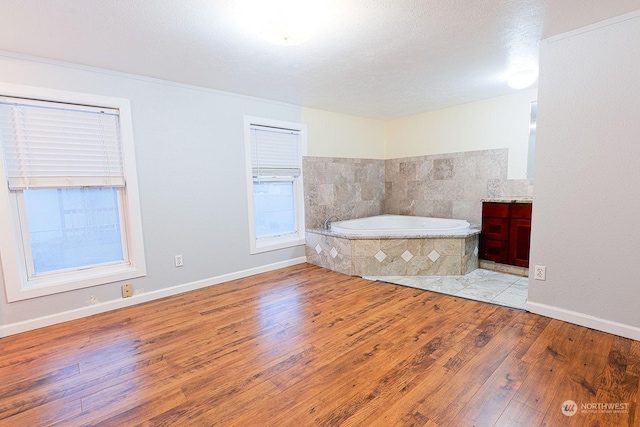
[121,284,133,298]
[534,265,546,281]
[133,288,144,296]
[175,254,184,267]
[89,295,99,306]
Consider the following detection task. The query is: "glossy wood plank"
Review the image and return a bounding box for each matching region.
[0,263,638,426]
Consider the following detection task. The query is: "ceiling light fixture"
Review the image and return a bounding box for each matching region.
[508,70,538,89]
[246,0,324,46]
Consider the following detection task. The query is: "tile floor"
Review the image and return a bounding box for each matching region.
[365,268,528,310]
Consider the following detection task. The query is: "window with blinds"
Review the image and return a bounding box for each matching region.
[0,83,146,302]
[244,117,306,254]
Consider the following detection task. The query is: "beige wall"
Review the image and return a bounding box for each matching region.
[303,92,537,181]
[302,107,386,159]
[384,89,537,179]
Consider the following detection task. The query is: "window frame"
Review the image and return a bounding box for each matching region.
[0,82,146,302]
[243,116,306,254]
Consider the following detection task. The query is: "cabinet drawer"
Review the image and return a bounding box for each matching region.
[480,239,509,263]
[481,217,509,241]
[510,203,532,219]
[482,202,510,218]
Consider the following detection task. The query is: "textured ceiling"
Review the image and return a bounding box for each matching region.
[0,0,639,119]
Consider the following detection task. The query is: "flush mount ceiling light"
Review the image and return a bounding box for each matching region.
[245,0,325,46]
[508,70,538,89]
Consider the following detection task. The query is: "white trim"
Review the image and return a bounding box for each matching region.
[243,116,307,254]
[0,81,132,110]
[0,82,147,302]
[255,236,306,253]
[526,301,640,341]
[545,9,640,44]
[0,257,307,338]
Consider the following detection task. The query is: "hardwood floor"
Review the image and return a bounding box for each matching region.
[1,263,638,426]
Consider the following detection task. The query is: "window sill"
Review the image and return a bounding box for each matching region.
[6,262,146,302]
[250,235,305,254]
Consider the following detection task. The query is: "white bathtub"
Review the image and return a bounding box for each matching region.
[329,214,470,237]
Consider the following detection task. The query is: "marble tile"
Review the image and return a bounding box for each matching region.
[351,256,374,276]
[305,231,353,275]
[453,157,477,180]
[455,288,496,303]
[452,201,476,223]
[510,280,529,292]
[479,260,528,277]
[352,239,381,256]
[456,280,512,297]
[431,255,462,275]
[493,287,528,308]
[434,239,462,256]
[302,156,385,228]
[317,184,335,205]
[380,239,410,257]
[416,160,434,180]
[486,178,502,199]
[399,161,417,180]
[434,159,454,179]
[423,277,467,294]
[413,200,436,218]
[401,276,442,286]
[432,201,453,218]
[405,256,434,275]
[365,269,527,310]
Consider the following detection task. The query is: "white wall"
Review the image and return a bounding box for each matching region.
[385,89,537,179]
[0,53,309,333]
[527,11,640,340]
[302,107,386,159]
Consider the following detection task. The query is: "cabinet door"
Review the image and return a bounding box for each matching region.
[480,238,509,263]
[509,219,531,267]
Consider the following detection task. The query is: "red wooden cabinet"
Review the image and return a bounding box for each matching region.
[480,202,532,267]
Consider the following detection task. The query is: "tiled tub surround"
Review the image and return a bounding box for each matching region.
[306,228,480,277]
[303,149,532,277]
[303,157,385,229]
[384,149,534,226]
[303,150,533,230]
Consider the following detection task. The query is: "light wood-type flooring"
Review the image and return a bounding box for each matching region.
[1,263,638,426]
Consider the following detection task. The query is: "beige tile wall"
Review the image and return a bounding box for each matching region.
[384,149,533,225]
[303,149,533,229]
[303,157,385,229]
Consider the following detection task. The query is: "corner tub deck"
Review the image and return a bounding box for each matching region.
[306,216,480,277]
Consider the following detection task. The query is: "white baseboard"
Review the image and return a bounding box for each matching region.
[0,257,307,338]
[526,301,640,341]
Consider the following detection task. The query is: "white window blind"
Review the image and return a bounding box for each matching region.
[0,97,125,190]
[250,125,300,178]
